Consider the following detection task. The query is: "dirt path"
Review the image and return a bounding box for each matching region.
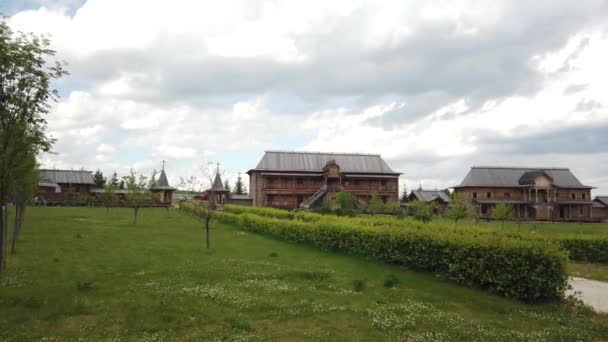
[567,277,608,313]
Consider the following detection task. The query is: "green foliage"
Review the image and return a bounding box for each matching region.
[409,200,434,223]
[234,174,246,195]
[493,203,514,227]
[224,179,231,192]
[369,192,385,214]
[383,274,400,288]
[148,169,158,188]
[123,169,152,225]
[336,192,355,210]
[100,183,117,210]
[204,206,570,302]
[109,172,119,187]
[93,169,106,188]
[384,201,402,215]
[446,194,470,224]
[318,196,332,214]
[400,185,408,202]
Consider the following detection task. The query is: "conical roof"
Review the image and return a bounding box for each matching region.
[152,169,176,190]
[211,171,227,191]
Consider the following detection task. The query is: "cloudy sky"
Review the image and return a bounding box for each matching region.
[3,0,608,193]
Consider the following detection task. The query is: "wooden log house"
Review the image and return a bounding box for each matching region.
[247,151,401,210]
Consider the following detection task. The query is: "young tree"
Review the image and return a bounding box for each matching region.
[148,169,158,189]
[9,149,38,254]
[369,192,385,214]
[123,170,151,225]
[234,173,246,195]
[93,169,106,188]
[493,203,513,228]
[199,162,226,249]
[0,20,67,276]
[335,191,355,216]
[99,183,117,215]
[410,200,434,223]
[446,193,470,224]
[400,184,408,202]
[118,179,126,190]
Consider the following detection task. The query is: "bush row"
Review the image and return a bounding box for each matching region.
[189,203,569,302]
[223,205,608,262]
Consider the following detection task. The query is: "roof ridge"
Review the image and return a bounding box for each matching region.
[39,169,93,172]
[265,150,381,157]
[471,166,570,170]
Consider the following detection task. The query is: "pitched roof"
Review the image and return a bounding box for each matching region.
[410,189,451,203]
[39,169,94,185]
[454,166,592,188]
[593,196,608,208]
[151,169,176,190]
[249,151,400,175]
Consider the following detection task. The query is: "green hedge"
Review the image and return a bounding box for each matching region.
[223,205,608,263]
[187,203,568,302]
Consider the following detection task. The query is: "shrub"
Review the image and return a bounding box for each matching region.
[268,252,278,257]
[207,211,568,302]
[383,274,400,288]
[352,279,366,292]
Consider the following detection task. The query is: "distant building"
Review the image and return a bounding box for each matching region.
[37,169,95,203]
[453,166,594,221]
[150,168,176,204]
[247,151,401,210]
[408,189,451,214]
[592,196,608,222]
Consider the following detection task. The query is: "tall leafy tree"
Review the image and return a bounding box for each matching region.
[410,200,435,223]
[109,172,119,187]
[369,192,385,214]
[100,182,117,215]
[93,169,106,188]
[224,179,231,193]
[234,173,246,195]
[0,20,67,276]
[148,169,158,189]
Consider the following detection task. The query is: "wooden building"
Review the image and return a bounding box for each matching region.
[37,169,95,203]
[453,166,594,221]
[408,189,451,214]
[592,196,608,222]
[247,151,401,210]
[150,168,176,204]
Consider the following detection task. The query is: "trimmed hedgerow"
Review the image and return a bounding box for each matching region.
[184,203,568,302]
[223,205,608,263]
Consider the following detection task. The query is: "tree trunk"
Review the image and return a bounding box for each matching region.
[133,207,139,225]
[106,206,109,215]
[11,203,20,254]
[0,189,5,276]
[205,214,210,249]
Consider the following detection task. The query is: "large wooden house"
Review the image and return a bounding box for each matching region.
[247,151,401,210]
[453,166,594,221]
[592,196,608,221]
[37,169,95,203]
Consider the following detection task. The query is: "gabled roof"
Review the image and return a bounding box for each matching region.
[593,196,608,208]
[454,166,593,189]
[39,169,94,185]
[410,189,451,203]
[151,169,176,190]
[249,151,400,175]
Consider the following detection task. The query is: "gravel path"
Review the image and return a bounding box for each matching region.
[567,277,608,313]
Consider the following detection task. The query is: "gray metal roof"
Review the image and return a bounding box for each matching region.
[410,189,451,203]
[454,166,592,188]
[39,169,94,185]
[151,169,176,190]
[211,172,227,191]
[594,196,608,208]
[250,151,400,174]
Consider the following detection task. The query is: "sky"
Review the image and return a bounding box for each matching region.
[3,0,608,193]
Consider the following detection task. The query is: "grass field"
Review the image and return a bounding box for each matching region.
[432,217,608,236]
[1,207,607,341]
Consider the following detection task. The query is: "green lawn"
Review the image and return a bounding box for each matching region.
[568,263,608,282]
[1,207,607,341]
[433,217,608,236]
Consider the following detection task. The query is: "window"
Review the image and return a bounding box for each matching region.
[504,192,511,198]
[556,192,559,198]
[354,180,359,186]
[472,192,478,199]
[297,178,303,185]
[481,205,488,214]
[571,193,576,200]
[381,180,387,186]
[582,193,587,200]
[486,192,492,199]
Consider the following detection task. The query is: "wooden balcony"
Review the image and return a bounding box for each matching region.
[263,183,323,190]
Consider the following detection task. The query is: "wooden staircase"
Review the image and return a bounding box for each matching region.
[299,184,327,209]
